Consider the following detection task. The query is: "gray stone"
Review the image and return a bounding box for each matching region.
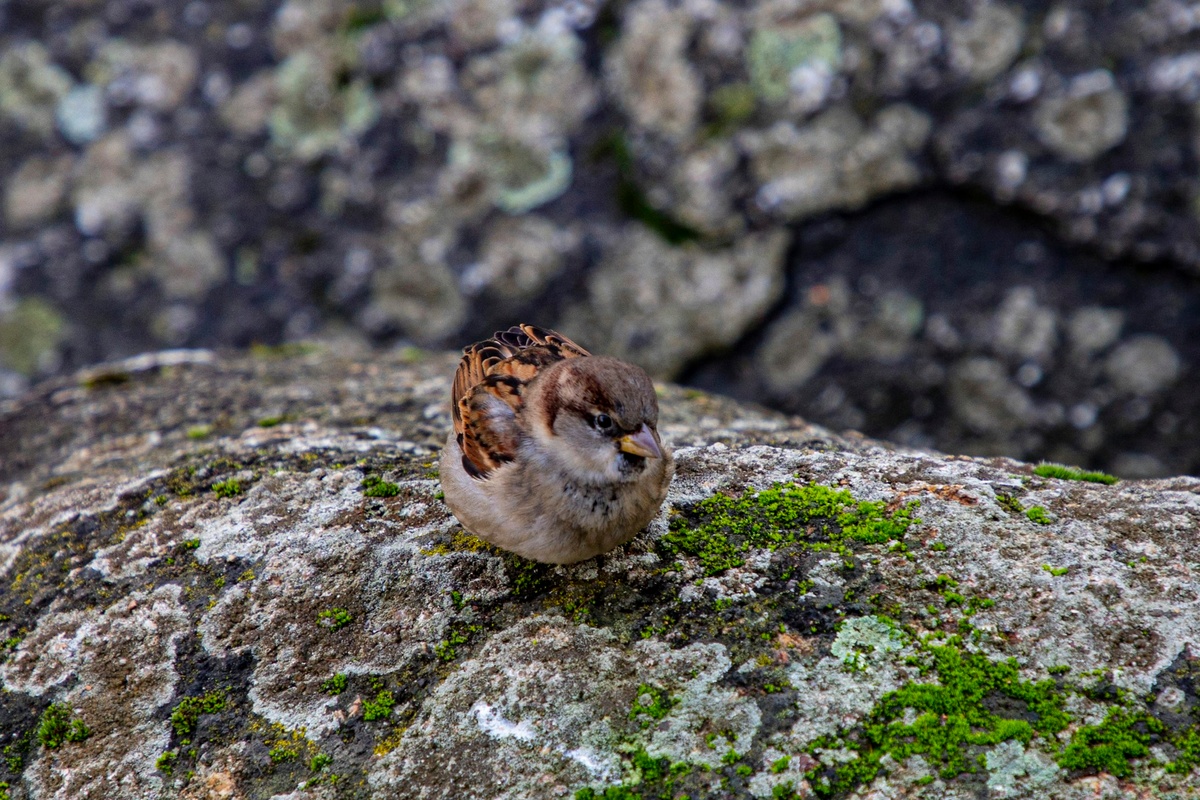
[562,226,789,378]
[1105,334,1182,395]
[1,348,1198,799]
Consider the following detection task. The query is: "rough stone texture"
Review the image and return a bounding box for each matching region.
[1,348,1198,799]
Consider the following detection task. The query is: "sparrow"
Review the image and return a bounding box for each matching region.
[439,324,674,564]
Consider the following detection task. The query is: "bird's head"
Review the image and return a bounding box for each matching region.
[526,356,664,484]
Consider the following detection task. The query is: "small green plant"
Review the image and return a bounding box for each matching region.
[269,743,299,762]
[211,478,242,498]
[435,627,472,662]
[629,684,677,726]
[1033,463,1118,485]
[170,691,226,738]
[1057,708,1160,777]
[182,538,201,550]
[1042,564,1069,577]
[186,424,212,440]
[318,608,352,631]
[321,674,348,695]
[930,541,948,551]
[156,749,178,774]
[361,475,400,498]
[995,493,1024,515]
[1026,506,1052,525]
[771,756,791,773]
[362,689,395,721]
[310,753,333,771]
[258,415,285,428]
[36,704,91,749]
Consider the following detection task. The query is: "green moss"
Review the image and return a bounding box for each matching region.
[36,704,91,748]
[1026,506,1052,525]
[3,729,32,771]
[1167,726,1200,773]
[805,645,1068,795]
[257,415,286,428]
[629,684,677,727]
[930,541,948,552]
[318,607,353,631]
[995,493,1024,516]
[1057,708,1161,777]
[186,425,212,440]
[182,539,201,550]
[321,673,348,695]
[269,743,299,762]
[1041,564,1069,577]
[435,624,479,662]
[156,749,178,774]
[170,690,226,738]
[576,748,693,800]
[361,475,400,498]
[211,478,242,498]
[660,482,918,576]
[310,752,333,771]
[1033,463,1118,485]
[362,689,395,721]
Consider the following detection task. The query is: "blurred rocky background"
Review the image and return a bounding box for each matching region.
[0,0,1197,477]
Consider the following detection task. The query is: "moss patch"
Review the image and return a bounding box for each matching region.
[170,690,227,740]
[805,642,1068,795]
[36,704,91,749]
[660,482,918,576]
[361,474,400,498]
[1033,463,1118,485]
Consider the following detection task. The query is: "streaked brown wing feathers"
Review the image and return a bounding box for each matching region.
[450,324,590,478]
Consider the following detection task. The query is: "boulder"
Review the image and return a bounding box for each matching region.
[0,348,1197,799]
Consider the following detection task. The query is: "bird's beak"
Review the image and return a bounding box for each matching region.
[618,424,662,459]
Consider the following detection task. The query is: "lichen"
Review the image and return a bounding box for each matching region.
[747,14,841,104]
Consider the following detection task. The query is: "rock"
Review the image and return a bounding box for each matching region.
[269,52,379,162]
[460,215,577,299]
[947,356,1034,437]
[562,226,789,378]
[605,0,703,140]
[0,296,67,376]
[55,85,106,146]
[742,104,931,221]
[0,42,73,137]
[947,3,1025,83]
[4,155,72,230]
[1,348,1198,799]
[1066,306,1124,355]
[1033,70,1129,162]
[992,286,1058,362]
[1104,334,1182,395]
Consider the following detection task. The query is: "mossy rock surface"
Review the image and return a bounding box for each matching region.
[1,347,1198,799]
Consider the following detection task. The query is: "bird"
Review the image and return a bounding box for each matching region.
[439,323,674,564]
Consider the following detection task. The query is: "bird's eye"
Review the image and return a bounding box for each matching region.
[593,413,613,431]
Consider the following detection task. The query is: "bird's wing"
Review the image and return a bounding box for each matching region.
[451,324,591,478]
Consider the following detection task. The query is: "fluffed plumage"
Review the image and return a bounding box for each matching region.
[439,324,674,564]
